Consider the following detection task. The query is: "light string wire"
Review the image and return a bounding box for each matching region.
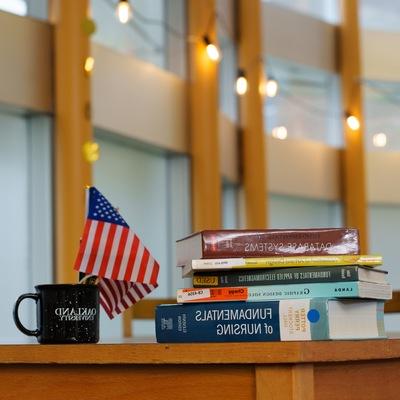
[105,0,234,51]
[103,1,400,121]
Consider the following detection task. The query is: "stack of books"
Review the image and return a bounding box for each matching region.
[156,228,392,343]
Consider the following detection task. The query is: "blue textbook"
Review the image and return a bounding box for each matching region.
[155,299,386,343]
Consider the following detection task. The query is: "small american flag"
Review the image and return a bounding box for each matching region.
[74,187,159,318]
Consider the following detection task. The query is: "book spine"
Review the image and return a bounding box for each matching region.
[177,282,365,303]
[192,266,362,288]
[182,255,382,276]
[156,299,332,343]
[201,228,360,258]
[157,300,305,342]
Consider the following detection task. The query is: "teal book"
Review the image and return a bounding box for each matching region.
[177,281,392,303]
[156,299,386,343]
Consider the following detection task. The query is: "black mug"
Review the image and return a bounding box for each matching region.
[13,284,99,344]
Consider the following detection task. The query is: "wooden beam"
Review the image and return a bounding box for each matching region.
[49,0,93,282]
[256,364,314,400]
[237,0,268,228]
[339,0,368,252]
[187,0,221,231]
[385,291,400,313]
[123,309,133,338]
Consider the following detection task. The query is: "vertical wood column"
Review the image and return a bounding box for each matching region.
[50,0,93,282]
[339,0,368,252]
[187,0,221,231]
[256,364,314,400]
[237,0,268,229]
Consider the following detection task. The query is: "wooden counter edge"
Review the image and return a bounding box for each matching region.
[0,339,399,365]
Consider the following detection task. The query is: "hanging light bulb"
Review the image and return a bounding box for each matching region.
[116,0,132,24]
[236,69,248,96]
[203,35,220,62]
[373,132,387,148]
[265,78,279,97]
[84,56,95,74]
[271,126,288,140]
[346,115,360,131]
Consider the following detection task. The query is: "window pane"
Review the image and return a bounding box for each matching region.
[264,58,343,147]
[364,82,400,151]
[217,0,238,122]
[222,182,239,229]
[91,0,186,75]
[360,0,400,31]
[0,112,52,342]
[0,0,27,15]
[269,194,342,228]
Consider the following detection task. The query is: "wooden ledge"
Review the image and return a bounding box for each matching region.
[0,339,400,365]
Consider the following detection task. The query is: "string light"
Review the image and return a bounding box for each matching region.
[265,78,279,98]
[260,78,279,98]
[346,115,360,131]
[84,56,95,74]
[203,35,220,62]
[373,132,387,148]
[236,69,248,96]
[116,0,132,24]
[271,126,288,140]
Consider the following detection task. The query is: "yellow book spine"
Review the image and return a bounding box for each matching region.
[182,255,383,277]
[237,255,382,269]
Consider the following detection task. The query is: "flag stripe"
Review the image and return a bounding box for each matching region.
[118,282,130,309]
[99,288,113,318]
[97,223,117,277]
[85,221,105,274]
[104,225,123,278]
[143,257,156,284]
[131,244,145,282]
[128,285,142,303]
[108,280,122,314]
[99,279,117,316]
[77,220,97,272]
[91,223,111,276]
[149,261,160,285]
[111,228,129,280]
[136,248,150,283]
[74,220,92,270]
[126,289,138,304]
[123,235,140,281]
[117,231,134,281]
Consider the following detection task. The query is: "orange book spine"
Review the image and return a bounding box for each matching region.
[177,287,248,303]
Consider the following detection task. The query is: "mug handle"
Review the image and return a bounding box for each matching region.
[13,293,40,337]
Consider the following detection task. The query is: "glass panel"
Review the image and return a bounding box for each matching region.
[222,182,239,229]
[0,112,52,342]
[364,82,400,151]
[0,0,27,15]
[91,0,186,75]
[264,57,343,147]
[94,132,191,337]
[360,0,400,31]
[263,0,340,24]
[0,0,47,19]
[217,0,238,122]
[26,0,47,20]
[269,194,343,228]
